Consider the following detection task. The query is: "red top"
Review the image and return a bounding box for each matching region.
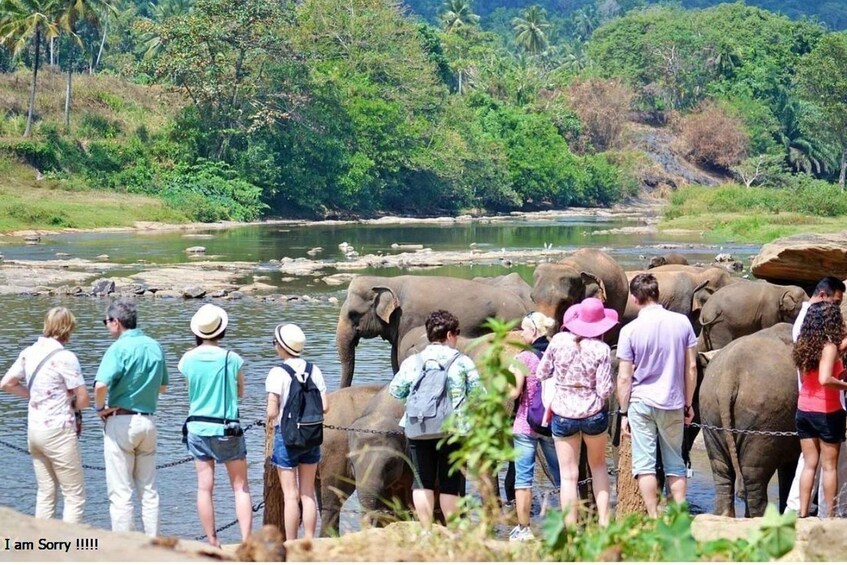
[799,360,845,413]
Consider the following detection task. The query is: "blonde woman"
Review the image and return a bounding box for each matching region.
[507,311,560,541]
[1,307,90,522]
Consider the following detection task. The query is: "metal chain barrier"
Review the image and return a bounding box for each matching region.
[686,422,798,437]
[323,423,406,436]
[193,500,266,541]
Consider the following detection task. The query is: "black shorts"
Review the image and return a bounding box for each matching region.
[408,438,465,496]
[796,409,847,444]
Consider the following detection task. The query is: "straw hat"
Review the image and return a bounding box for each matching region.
[190,304,229,340]
[562,297,619,338]
[274,323,305,356]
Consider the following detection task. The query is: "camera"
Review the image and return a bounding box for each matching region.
[224,422,244,437]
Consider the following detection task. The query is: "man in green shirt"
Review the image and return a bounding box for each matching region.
[95,299,168,537]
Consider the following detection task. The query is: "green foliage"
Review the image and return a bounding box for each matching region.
[541,502,795,561]
[78,113,122,138]
[0,139,60,170]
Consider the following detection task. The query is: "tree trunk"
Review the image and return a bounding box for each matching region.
[65,41,73,130]
[839,147,846,192]
[49,38,54,67]
[94,20,108,71]
[262,415,284,538]
[616,433,648,516]
[24,26,42,138]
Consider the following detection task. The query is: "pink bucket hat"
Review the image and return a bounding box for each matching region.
[562,297,619,338]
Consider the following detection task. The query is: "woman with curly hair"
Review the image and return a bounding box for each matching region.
[793,301,847,518]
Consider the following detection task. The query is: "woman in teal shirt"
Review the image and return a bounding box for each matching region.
[179,304,252,547]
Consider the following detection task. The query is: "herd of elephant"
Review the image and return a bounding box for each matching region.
[317,248,818,534]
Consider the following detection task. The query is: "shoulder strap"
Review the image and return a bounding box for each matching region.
[27,348,63,391]
[222,350,230,420]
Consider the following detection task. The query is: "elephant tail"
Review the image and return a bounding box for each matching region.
[720,381,745,504]
[699,310,723,352]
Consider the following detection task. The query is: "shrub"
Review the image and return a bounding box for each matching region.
[565,78,635,152]
[0,140,60,171]
[79,113,122,139]
[676,101,749,170]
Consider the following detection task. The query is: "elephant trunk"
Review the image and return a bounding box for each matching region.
[337,315,357,388]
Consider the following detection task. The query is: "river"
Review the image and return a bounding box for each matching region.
[0,211,765,542]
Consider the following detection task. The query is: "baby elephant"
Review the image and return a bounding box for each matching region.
[648,252,689,269]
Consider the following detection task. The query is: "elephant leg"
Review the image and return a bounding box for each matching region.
[702,427,736,517]
[777,459,798,514]
[739,437,779,518]
[318,464,356,537]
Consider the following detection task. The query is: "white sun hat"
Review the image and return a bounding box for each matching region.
[190,304,229,340]
[274,323,305,356]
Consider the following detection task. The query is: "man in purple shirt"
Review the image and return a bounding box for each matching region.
[617,273,697,516]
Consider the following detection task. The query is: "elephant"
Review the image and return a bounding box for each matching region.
[648,252,689,269]
[697,280,808,353]
[698,323,800,517]
[530,248,628,343]
[473,273,535,311]
[317,384,383,536]
[336,275,528,387]
[397,325,524,368]
[648,264,737,290]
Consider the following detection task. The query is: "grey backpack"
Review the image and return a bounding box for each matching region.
[404,352,463,440]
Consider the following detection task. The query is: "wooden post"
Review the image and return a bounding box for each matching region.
[262,416,284,536]
[616,433,647,516]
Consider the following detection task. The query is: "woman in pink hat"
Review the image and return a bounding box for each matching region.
[537,297,617,527]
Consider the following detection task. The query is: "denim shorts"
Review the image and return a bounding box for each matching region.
[627,402,685,477]
[186,432,247,463]
[551,409,608,439]
[271,427,320,469]
[796,409,847,444]
[514,433,560,489]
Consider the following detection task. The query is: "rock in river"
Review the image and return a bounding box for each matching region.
[185,246,206,255]
[751,232,847,285]
[182,285,206,299]
[91,279,115,296]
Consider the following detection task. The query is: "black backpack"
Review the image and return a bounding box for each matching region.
[280,362,324,449]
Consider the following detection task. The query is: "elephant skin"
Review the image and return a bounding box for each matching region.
[697,280,808,352]
[397,326,524,366]
[473,273,535,311]
[317,384,383,536]
[336,275,528,387]
[648,252,689,269]
[530,248,628,343]
[698,323,800,517]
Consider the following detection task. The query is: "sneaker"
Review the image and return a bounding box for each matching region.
[509,525,535,542]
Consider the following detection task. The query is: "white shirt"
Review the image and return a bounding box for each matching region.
[265,358,326,426]
[2,337,85,431]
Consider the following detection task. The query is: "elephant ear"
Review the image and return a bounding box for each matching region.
[779,290,800,320]
[690,280,712,313]
[372,286,400,324]
[580,271,607,303]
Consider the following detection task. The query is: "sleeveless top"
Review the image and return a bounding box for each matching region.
[799,359,845,414]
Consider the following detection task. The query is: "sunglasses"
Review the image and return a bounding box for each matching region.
[272,339,279,348]
[102,317,114,326]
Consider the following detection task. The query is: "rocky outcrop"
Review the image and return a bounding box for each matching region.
[751,232,847,286]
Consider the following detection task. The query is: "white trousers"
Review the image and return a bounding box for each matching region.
[103,414,159,536]
[786,445,847,516]
[27,426,85,523]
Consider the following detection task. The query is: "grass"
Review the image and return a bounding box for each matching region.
[0,156,186,232]
[660,183,847,244]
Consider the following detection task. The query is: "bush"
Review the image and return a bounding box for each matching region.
[565,78,635,152]
[79,113,122,139]
[675,101,749,170]
[0,140,60,171]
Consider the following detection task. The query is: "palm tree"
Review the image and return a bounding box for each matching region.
[512,5,550,56]
[60,0,117,128]
[138,0,193,60]
[440,0,478,35]
[774,93,838,176]
[0,0,61,136]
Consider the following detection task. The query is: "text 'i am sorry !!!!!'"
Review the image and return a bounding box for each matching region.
[3,538,99,552]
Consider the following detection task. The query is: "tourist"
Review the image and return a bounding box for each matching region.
[266,323,328,540]
[1,307,89,523]
[793,301,847,518]
[538,298,616,527]
[179,304,252,546]
[508,311,560,540]
[786,276,847,516]
[94,298,169,536]
[389,310,481,529]
[617,273,697,517]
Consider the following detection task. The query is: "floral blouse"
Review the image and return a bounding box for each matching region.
[537,332,614,419]
[3,337,85,431]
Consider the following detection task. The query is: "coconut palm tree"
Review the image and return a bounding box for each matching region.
[60,0,117,128]
[774,93,838,176]
[0,0,61,136]
[138,0,193,60]
[440,0,478,35]
[512,5,550,56]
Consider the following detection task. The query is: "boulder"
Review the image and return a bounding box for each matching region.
[751,232,847,286]
[185,246,207,255]
[182,285,206,299]
[91,279,115,296]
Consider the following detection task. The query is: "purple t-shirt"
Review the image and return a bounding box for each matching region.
[617,304,697,410]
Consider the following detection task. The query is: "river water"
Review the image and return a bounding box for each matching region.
[0,212,764,542]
